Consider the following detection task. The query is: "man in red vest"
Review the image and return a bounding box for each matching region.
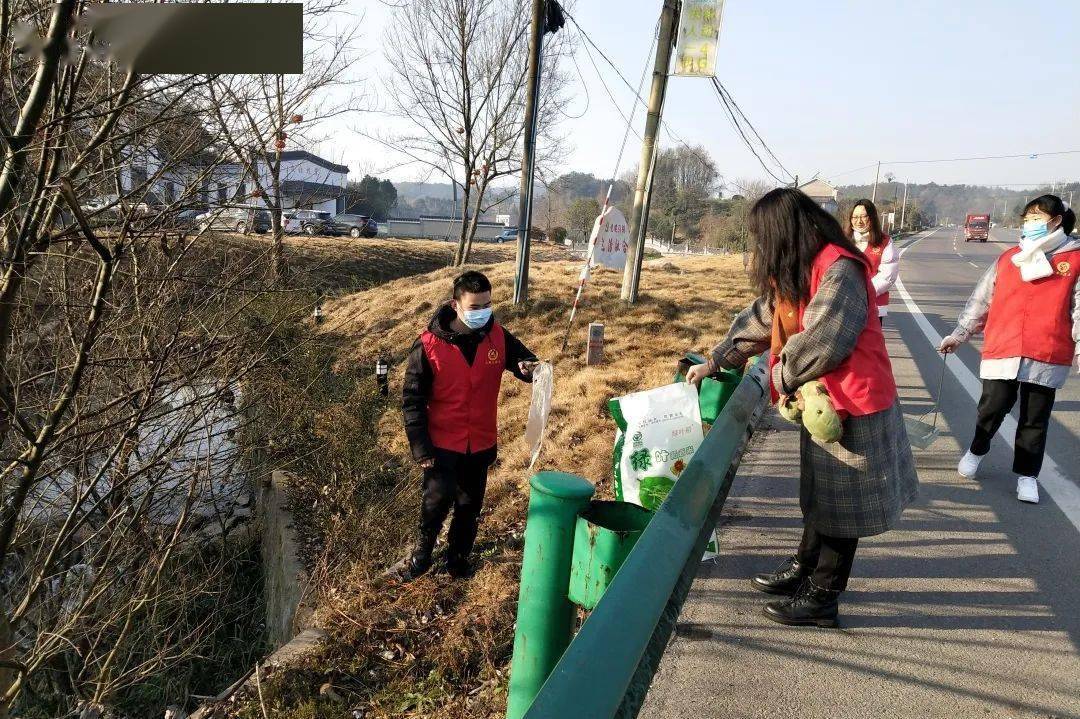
[394,271,537,581]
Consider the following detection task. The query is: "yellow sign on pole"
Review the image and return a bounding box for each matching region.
[673,0,725,77]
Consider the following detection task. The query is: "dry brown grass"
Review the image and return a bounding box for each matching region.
[225,253,755,719]
[221,233,573,293]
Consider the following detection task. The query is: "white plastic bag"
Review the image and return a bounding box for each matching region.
[609,382,719,560]
[524,362,553,469]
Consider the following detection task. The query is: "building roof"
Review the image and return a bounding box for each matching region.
[799,178,838,200]
[276,150,349,175]
[221,150,349,176]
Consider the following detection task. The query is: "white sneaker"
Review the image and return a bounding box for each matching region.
[957,450,984,478]
[1016,476,1039,504]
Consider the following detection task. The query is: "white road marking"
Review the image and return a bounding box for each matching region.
[968,261,979,269]
[895,230,1080,535]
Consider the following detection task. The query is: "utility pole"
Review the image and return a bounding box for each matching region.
[621,0,679,303]
[871,161,881,202]
[900,181,908,230]
[513,0,548,304]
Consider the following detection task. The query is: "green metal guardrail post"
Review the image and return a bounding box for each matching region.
[522,356,769,719]
[506,471,596,719]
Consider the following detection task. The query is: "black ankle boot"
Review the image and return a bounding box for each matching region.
[388,535,436,582]
[762,578,840,627]
[751,555,809,596]
[444,554,475,579]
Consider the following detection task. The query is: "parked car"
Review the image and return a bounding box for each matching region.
[161,208,204,232]
[325,213,378,238]
[284,209,333,235]
[496,227,546,243]
[196,206,271,234]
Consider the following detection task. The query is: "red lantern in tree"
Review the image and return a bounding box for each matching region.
[252,188,264,198]
[290,114,303,123]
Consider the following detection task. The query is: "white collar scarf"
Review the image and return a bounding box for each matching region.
[1012,227,1067,281]
[852,229,870,252]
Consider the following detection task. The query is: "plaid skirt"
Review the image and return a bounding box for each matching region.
[800,401,918,538]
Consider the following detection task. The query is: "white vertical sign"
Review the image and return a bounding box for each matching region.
[673,0,725,77]
[590,207,629,270]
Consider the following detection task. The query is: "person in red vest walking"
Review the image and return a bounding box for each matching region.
[939,194,1079,504]
[394,271,538,581]
[687,188,917,627]
[846,199,899,322]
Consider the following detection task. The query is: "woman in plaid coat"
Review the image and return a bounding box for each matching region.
[688,188,918,627]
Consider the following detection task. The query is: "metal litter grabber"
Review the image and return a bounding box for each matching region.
[904,352,948,450]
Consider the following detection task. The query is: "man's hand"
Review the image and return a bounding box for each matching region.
[418,457,435,469]
[938,335,962,354]
[685,360,714,387]
[518,360,539,377]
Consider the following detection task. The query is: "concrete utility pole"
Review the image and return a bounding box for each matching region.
[900,181,908,230]
[871,160,881,202]
[621,0,679,303]
[513,0,547,304]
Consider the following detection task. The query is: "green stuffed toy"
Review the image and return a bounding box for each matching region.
[800,380,843,443]
[778,394,802,424]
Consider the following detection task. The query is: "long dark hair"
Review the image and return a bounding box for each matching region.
[749,188,864,305]
[846,198,886,248]
[1021,194,1076,235]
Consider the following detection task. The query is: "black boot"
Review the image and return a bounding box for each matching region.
[444,554,475,579]
[762,578,840,628]
[750,555,809,596]
[388,533,436,582]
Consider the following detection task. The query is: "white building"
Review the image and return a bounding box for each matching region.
[223,150,349,214]
[111,147,348,214]
[799,178,839,215]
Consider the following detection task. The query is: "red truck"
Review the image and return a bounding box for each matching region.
[964,213,990,242]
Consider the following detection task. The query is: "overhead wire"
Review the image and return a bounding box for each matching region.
[561,43,592,120]
[606,15,659,182]
[564,8,714,177]
[827,150,1080,183]
[564,7,794,193]
[708,77,788,185]
[576,20,645,149]
[711,77,795,183]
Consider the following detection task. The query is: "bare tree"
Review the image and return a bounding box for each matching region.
[0,2,305,715]
[379,0,570,265]
[201,0,363,284]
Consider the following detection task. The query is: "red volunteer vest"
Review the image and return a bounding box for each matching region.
[421,323,506,453]
[770,244,898,417]
[862,234,891,308]
[982,246,1080,365]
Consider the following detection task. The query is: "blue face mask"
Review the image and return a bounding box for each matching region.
[461,307,492,329]
[1021,220,1050,243]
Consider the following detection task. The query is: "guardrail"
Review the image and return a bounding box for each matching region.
[511,355,770,719]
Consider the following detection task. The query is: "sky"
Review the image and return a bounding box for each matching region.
[319,0,1080,193]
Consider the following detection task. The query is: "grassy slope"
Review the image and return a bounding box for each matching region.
[225,253,756,719]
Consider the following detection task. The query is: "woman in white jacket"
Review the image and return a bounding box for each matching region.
[846,199,899,322]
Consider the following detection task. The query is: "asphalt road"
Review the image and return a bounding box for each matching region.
[896,225,1080,494]
[641,227,1080,719]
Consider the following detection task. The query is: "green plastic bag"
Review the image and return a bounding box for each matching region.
[673,353,741,424]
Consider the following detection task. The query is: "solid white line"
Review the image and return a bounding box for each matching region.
[895,231,1080,535]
